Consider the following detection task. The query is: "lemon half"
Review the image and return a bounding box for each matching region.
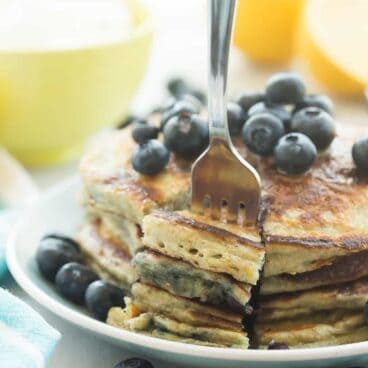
[300,0,368,95]
[234,0,305,63]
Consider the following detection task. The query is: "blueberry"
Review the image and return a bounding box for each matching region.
[55,262,98,304]
[164,114,209,158]
[274,133,317,175]
[117,116,145,130]
[237,92,265,113]
[160,100,200,130]
[266,72,306,104]
[114,358,154,368]
[85,280,125,321]
[132,140,170,176]
[167,78,206,104]
[293,94,333,115]
[167,78,187,96]
[36,235,82,282]
[268,341,289,350]
[291,107,335,150]
[169,94,202,111]
[227,102,246,135]
[248,102,291,131]
[41,232,81,244]
[242,113,285,156]
[353,138,368,173]
[132,123,159,144]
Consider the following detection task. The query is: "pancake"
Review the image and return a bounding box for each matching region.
[80,126,368,277]
[107,300,248,348]
[258,278,368,322]
[261,250,368,295]
[142,210,264,285]
[260,126,368,278]
[131,282,244,331]
[85,202,143,255]
[133,250,251,308]
[77,220,136,290]
[255,310,368,348]
[80,128,191,224]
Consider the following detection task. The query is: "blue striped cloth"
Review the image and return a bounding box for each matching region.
[0,209,17,279]
[0,289,61,368]
[0,210,61,368]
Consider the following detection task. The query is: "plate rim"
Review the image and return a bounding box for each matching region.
[6,175,368,363]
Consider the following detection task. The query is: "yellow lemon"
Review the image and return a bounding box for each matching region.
[299,0,367,95]
[234,0,305,63]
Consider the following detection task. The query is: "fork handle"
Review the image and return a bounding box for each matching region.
[208,0,236,142]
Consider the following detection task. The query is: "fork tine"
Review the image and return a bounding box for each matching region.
[191,186,204,215]
[243,196,259,225]
[226,200,238,223]
[210,194,222,221]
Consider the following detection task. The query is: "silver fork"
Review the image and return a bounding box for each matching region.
[191,0,261,225]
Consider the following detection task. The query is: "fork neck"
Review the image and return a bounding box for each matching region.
[208,0,236,143]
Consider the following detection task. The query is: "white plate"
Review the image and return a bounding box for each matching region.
[6,177,368,368]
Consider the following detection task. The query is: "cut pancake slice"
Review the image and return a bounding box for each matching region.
[131,283,244,331]
[77,220,136,290]
[107,282,249,348]
[142,210,264,285]
[107,302,248,348]
[133,250,251,309]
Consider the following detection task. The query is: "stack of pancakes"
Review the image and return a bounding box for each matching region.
[78,128,264,348]
[78,124,368,349]
[254,126,368,348]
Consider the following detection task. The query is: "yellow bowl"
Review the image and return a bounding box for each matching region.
[0,0,153,166]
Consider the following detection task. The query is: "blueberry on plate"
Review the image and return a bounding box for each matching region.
[132,123,159,144]
[352,138,368,173]
[242,113,285,156]
[227,102,246,135]
[163,114,209,158]
[114,358,154,368]
[55,262,99,304]
[248,102,291,131]
[236,92,264,113]
[291,107,335,150]
[267,341,289,350]
[132,139,170,176]
[274,133,317,175]
[85,280,125,321]
[293,94,333,115]
[160,99,200,130]
[266,72,306,105]
[36,235,82,282]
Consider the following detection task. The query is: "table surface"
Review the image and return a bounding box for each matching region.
[3,1,368,367]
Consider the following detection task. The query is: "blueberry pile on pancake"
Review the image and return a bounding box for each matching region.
[77,74,368,349]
